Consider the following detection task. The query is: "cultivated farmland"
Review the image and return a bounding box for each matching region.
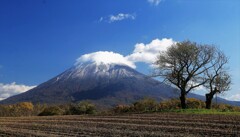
[0,113,239,137]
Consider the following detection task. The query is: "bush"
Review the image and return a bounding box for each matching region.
[0,101,98,117]
[158,98,205,110]
[15,102,34,116]
[112,98,158,113]
[38,106,64,116]
[0,105,11,117]
[186,98,205,109]
[159,99,180,110]
[113,105,132,113]
[32,103,46,116]
[68,101,96,115]
[133,98,158,112]
[0,102,34,117]
[212,104,240,112]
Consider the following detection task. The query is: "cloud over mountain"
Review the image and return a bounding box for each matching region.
[75,51,136,68]
[75,38,175,69]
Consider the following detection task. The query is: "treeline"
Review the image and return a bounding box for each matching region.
[0,102,39,117]
[1,98,240,117]
[113,98,240,113]
[0,101,96,117]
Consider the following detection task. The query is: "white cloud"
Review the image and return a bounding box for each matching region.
[99,13,136,23]
[75,38,175,69]
[126,38,175,64]
[109,13,136,23]
[226,93,240,101]
[75,51,136,69]
[148,0,162,6]
[0,82,36,101]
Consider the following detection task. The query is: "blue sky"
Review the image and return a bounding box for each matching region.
[0,0,239,100]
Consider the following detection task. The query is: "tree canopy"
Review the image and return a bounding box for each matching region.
[154,40,230,109]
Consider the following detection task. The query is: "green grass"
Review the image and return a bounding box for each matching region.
[162,109,240,115]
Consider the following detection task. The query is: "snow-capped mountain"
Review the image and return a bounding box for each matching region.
[2,58,238,107]
[59,62,142,80]
[0,61,179,107]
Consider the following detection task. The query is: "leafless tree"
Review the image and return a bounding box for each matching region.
[154,40,217,109]
[204,49,231,109]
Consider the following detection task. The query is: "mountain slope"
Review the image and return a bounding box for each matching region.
[0,62,179,107]
[1,62,239,107]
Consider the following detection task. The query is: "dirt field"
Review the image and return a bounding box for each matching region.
[0,113,239,137]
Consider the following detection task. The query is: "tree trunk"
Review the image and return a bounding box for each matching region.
[180,94,187,109]
[205,93,213,109]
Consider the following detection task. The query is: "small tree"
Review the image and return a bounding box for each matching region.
[16,102,34,116]
[69,101,96,115]
[38,106,64,116]
[113,105,132,113]
[154,41,216,109]
[133,98,158,112]
[204,50,231,109]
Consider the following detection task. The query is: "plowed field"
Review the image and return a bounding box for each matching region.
[0,113,239,137]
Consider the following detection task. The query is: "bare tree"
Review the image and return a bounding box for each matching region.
[204,49,231,109]
[154,41,216,109]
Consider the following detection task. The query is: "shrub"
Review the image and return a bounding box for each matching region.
[113,105,132,113]
[159,99,180,110]
[15,102,34,116]
[186,98,205,109]
[0,105,11,117]
[38,106,64,116]
[133,98,158,112]
[112,98,158,113]
[68,101,96,115]
[212,104,240,112]
[32,103,46,116]
[0,102,34,117]
[158,98,205,110]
